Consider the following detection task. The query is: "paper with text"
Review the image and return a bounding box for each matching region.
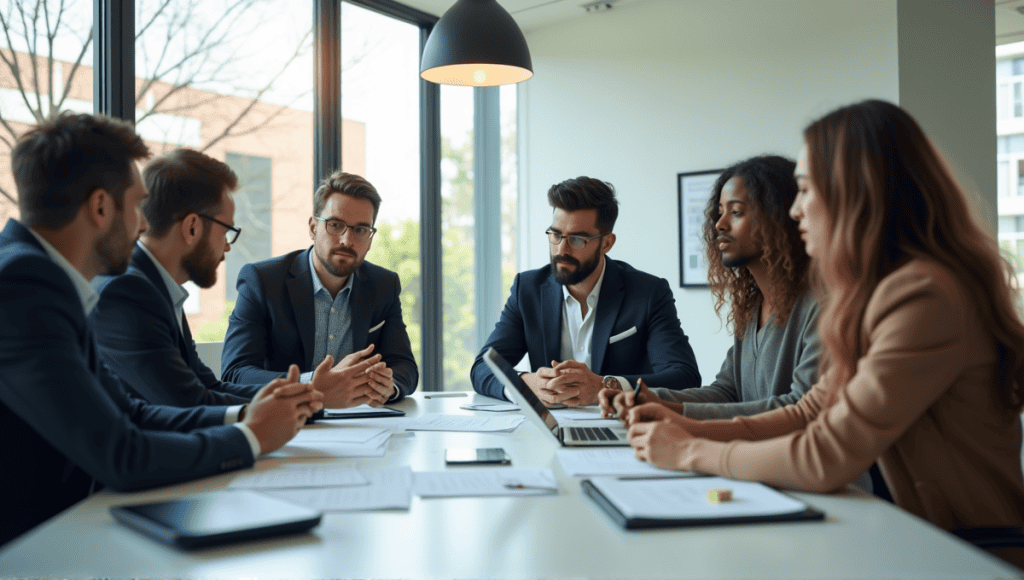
[400,413,525,432]
[229,465,367,489]
[557,447,697,477]
[588,476,807,519]
[262,467,413,511]
[414,468,558,497]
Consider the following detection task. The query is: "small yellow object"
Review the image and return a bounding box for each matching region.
[707,488,733,503]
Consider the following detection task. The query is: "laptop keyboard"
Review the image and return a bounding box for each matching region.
[569,426,620,442]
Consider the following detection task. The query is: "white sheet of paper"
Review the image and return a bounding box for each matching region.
[549,406,606,421]
[262,467,413,511]
[556,447,697,477]
[267,430,391,458]
[401,413,525,432]
[588,476,807,519]
[228,465,368,489]
[292,425,391,444]
[460,402,521,412]
[414,468,558,497]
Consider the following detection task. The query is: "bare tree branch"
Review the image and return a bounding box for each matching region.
[56,26,90,110]
[0,184,16,205]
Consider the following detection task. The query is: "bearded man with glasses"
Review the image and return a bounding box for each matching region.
[471,176,700,406]
[222,171,418,408]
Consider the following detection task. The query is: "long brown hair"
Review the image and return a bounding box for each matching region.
[703,155,810,339]
[805,99,1024,412]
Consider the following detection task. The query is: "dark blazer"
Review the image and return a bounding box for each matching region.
[221,248,418,398]
[470,258,701,400]
[90,246,262,407]
[0,219,254,546]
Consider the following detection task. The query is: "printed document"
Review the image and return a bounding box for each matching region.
[557,447,698,477]
[414,468,558,497]
[229,465,368,489]
[588,476,807,519]
[262,467,413,512]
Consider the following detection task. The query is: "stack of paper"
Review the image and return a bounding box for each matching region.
[549,406,606,421]
[414,468,558,497]
[556,447,698,477]
[262,467,413,512]
[267,425,393,458]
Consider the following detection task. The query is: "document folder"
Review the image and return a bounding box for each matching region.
[111,490,322,549]
[582,476,824,529]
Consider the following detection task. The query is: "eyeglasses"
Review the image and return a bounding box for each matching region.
[315,217,377,241]
[545,229,604,251]
[198,214,242,245]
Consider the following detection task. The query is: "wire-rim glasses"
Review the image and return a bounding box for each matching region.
[545,229,604,251]
[315,217,378,241]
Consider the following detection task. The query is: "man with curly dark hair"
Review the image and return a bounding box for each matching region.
[601,155,820,420]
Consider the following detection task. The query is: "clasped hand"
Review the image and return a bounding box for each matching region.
[243,364,324,454]
[525,360,603,407]
[310,344,395,408]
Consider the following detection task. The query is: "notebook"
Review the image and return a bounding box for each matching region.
[110,490,322,549]
[582,476,824,529]
[482,347,630,446]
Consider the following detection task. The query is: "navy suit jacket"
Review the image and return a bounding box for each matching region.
[0,220,254,546]
[221,248,418,398]
[90,246,262,407]
[470,258,701,400]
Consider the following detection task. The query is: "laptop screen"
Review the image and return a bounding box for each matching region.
[483,348,560,433]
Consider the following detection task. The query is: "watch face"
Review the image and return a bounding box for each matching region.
[603,376,620,390]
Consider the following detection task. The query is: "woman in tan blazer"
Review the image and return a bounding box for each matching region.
[625,100,1024,536]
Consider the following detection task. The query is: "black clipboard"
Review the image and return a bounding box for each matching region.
[581,479,824,530]
[320,407,405,420]
[110,490,322,549]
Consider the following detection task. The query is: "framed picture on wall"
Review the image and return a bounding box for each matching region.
[678,169,723,287]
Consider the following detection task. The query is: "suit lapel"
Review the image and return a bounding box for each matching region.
[542,272,562,365]
[287,249,316,368]
[348,268,371,350]
[591,258,625,374]
[131,246,192,362]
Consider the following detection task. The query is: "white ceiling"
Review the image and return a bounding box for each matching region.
[403,0,1024,45]
[399,0,653,32]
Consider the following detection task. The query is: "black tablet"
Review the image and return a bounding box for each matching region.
[110,490,322,549]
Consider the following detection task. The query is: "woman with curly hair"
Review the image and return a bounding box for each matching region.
[599,155,821,421]
[625,100,1024,540]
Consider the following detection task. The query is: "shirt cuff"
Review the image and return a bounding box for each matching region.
[300,371,314,383]
[387,384,401,402]
[224,405,245,424]
[232,423,262,459]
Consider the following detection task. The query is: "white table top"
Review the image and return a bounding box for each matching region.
[1,393,1019,579]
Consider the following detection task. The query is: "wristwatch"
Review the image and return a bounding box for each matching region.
[602,375,621,390]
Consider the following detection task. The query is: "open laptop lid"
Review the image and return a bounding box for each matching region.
[482,347,562,444]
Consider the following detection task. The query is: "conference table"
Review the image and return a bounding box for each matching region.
[1,392,1019,579]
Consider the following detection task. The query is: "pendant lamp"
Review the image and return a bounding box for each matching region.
[420,0,533,87]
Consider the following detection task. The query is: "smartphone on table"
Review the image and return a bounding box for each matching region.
[445,447,511,465]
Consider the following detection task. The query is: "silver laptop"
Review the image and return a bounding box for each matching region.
[483,347,630,447]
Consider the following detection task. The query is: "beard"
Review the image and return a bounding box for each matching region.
[95,209,134,275]
[182,234,221,289]
[551,251,600,286]
[721,253,754,269]
[315,245,363,279]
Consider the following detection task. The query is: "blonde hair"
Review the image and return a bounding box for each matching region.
[804,99,1024,412]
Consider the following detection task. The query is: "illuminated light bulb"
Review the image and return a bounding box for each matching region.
[473,69,487,84]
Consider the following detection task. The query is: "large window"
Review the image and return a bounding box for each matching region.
[0,0,94,223]
[343,1,423,385]
[135,0,314,340]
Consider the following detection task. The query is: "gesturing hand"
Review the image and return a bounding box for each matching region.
[310,347,387,408]
[245,364,323,454]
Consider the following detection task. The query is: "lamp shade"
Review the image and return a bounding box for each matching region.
[420,0,533,87]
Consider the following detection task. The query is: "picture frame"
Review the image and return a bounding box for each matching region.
[678,169,723,288]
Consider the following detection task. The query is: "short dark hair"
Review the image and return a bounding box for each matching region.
[546,176,619,233]
[313,171,382,223]
[142,149,238,238]
[12,112,149,229]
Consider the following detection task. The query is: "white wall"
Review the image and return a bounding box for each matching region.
[516,0,900,381]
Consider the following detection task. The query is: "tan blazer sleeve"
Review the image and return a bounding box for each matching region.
[680,262,975,492]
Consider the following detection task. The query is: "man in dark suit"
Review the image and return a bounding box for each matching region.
[471,176,700,406]
[91,150,274,406]
[0,113,321,546]
[222,171,418,406]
